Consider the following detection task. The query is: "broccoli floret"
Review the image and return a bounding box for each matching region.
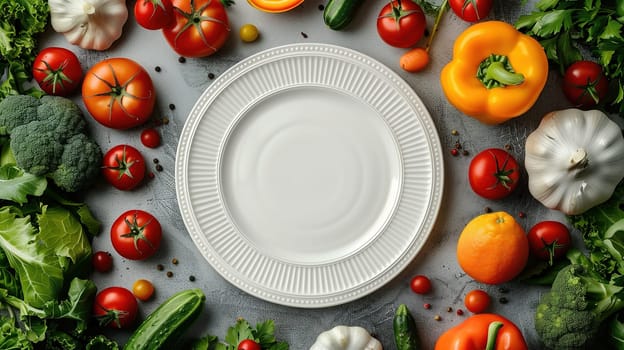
[50,134,102,193]
[37,95,87,142]
[0,95,40,134]
[10,121,63,175]
[535,264,624,349]
[0,95,102,192]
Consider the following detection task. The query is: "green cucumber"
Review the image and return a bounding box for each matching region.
[393,304,422,350]
[124,288,206,350]
[323,0,365,30]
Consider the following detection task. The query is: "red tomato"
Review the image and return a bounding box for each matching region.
[562,60,609,108]
[377,0,426,48]
[449,0,493,22]
[464,289,490,313]
[32,47,83,96]
[102,145,146,191]
[82,57,155,129]
[409,275,432,294]
[93,287,138,329]
[92,251,114,273]
[134,0,174,30]
[140,128,161,148]
[468,148,520,200]
[162,0,230,58]
[238,339,261,350]
[528,221,571,265]
[111,209,162,260]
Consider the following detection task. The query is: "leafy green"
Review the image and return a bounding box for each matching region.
[516,0,624,114]
[205,318,289,350]
[0,206,91,308]
[0,0,49,98]
[569,181,624,282]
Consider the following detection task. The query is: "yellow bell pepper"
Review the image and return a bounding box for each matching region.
[440,21,549,125]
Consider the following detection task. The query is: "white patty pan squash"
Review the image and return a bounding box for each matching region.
[49,0,128,51]
[309,325,382,350]
[525,108,624,215]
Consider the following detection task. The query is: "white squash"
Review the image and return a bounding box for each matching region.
[310,326,383,350]
[525,108,624,215]
[49,0,128,51]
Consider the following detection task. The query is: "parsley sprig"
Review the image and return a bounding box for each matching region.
[191,318,289,350]
[516,0,624,114]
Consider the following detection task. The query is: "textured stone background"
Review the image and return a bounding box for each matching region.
[40,0,575,348]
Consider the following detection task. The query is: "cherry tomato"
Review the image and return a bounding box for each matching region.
[377,0,426,48]
[162,0,230,58]
[82,57,155,129]
[562,60,609,109]
[132,279,155,301]
[92,251,114,273]
[464,289,490,313]
[134,0,174,30]
[527,221,571,265]
[32,47,83,96]
[239,24,259,43]
[238,339,261,350]
[449,0,493,22]
[409,275,432,294]
[102,145,147,191]
[468,148,520,200]
[140,128,161,148]
[93,287,138,329]
[111,209,162,260]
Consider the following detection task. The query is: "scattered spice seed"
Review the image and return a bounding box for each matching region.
[434,315,442,321]
[456,309,464,316]
[504,144,512,150]
[169,103,176,110]
[446,307,453,312]
[172,258,179,265]
[462,150,469,156]
[148,172,155,179]
[301,32,308,38]
[155,66,161,72]
[166,271,174,278]
[484,206,492,213]
[518,211,526,218]
[178,56,186,63]
[189,275,196,282]
[450,148,459,156]
[499,297,509,304]
[454,141,462,149]
[424,303,432,310]
[208,72,215,79]
[498,287,510,294]
[318,4,324,10]
[153,158,159,164]
[162,117,169,125]
[156,264,164,271]
[155,164,164,172]
[451,129,459,136]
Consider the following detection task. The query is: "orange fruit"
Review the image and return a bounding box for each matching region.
[456,211,529,284]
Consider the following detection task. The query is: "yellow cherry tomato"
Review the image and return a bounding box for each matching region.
[239,24,259,43]
[132,279,155,301]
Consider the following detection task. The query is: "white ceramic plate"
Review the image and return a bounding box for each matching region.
[175,43,444,308]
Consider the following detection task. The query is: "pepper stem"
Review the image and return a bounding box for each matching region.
[485,321,504,350]
[478,54,525,89]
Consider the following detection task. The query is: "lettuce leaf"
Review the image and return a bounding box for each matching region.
[569,181,624,282]
[0,205,91,308]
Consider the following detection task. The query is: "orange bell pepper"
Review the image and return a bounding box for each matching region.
[434,314,528,350]
[440,21,548,125]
